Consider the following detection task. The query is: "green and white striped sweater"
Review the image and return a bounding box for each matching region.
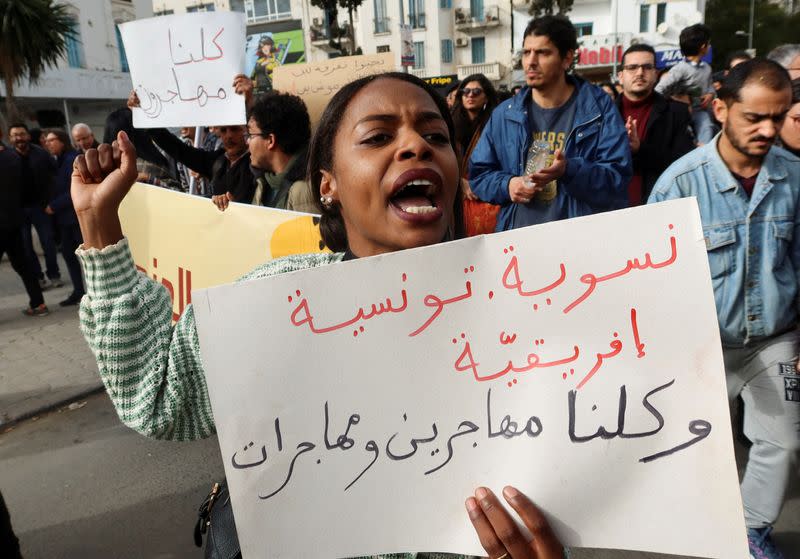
[77,238,479,559]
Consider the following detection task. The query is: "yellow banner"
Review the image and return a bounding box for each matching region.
[119,182,325,319]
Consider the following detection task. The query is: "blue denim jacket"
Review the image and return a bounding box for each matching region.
[648,137,800,347]
[468,76,631,232]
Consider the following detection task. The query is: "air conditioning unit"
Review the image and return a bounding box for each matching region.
[455,37,469,47]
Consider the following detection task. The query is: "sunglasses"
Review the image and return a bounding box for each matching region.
[461,87,484,97]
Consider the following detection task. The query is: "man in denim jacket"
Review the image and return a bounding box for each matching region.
[649,59,799,559]
[469,15,630,232]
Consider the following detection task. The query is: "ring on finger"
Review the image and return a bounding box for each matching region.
[494,553,509,559]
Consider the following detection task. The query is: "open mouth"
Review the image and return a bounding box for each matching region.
[390,179,439,214]
[389,169,443,218]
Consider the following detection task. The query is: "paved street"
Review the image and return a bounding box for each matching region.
[0,255,103,427]
[0,393,224,559]
[1,253,798,558]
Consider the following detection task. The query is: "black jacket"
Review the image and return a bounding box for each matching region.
[616,92,695,203]
[18,144,56,208]
[147,128,254,201]
[0,147,24,228]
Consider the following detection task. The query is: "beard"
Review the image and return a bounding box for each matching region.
[723,122,772,158]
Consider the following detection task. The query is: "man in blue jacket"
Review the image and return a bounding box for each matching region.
[469,15,631,232]
[43,128,84,306]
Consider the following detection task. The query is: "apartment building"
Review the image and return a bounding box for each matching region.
[0,0,152,134]
[356,0,516,84]
[549,0,708,81]
[155,0,345,65]
[355,0,705,86]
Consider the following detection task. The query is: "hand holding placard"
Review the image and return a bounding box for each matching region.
[119,12,247,128]
[194,199,749,559]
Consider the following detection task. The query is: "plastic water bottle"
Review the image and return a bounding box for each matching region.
[523,140,550,188]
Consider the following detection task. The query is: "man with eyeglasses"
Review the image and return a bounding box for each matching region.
[616,44,695,205]
[127,75,255,210]
[242,91,316,214]
[469,15,630,232]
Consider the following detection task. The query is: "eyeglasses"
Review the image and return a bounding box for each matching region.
[244,130,271,141]
[622,63,656,72]
[461,87,484,97]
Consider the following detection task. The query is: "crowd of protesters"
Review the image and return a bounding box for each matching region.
[1,11,799,559]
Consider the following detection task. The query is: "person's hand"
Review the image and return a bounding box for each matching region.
[699,93,714,109]
[71,131,139,249]
[233,74,254,106]
[462,178,478,201]
[466,486,564,559]
[509,176,539,204]
[212,192,234,211]
[528,149,566,187]
[626,116,640,154]
[127,90,141,109]
[44,206,54,215]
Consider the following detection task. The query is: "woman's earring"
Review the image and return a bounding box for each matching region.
[320,196,334,207]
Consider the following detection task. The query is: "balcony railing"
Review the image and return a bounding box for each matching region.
[247,11,292,24]
[309,22,352,52]
[454,5,500,32]
[457,61,503,81]
[411,68,427,78]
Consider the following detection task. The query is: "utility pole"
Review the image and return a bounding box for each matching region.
[400,0,409,72]
[611,0,619,78]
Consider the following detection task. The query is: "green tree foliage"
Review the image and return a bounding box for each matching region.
[527,0,574,17]
[0,0,75,122]
[705,0,800,71]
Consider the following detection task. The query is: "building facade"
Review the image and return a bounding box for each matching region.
[357,0,706,86]
[0,0,152,137]
[556,0,708,81]
[155,0,346,65]
[356,0,516,85]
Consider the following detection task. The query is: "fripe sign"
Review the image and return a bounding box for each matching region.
[119,12,247,128]
[193,198,749,559]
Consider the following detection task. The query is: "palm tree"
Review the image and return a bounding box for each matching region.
[0,0,75,123]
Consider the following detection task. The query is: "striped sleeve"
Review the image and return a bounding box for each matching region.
[77,239,343,442]
[78,238,214,441]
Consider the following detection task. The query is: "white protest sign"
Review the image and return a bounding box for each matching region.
[119,12,247,128]
[193,199,749,559]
